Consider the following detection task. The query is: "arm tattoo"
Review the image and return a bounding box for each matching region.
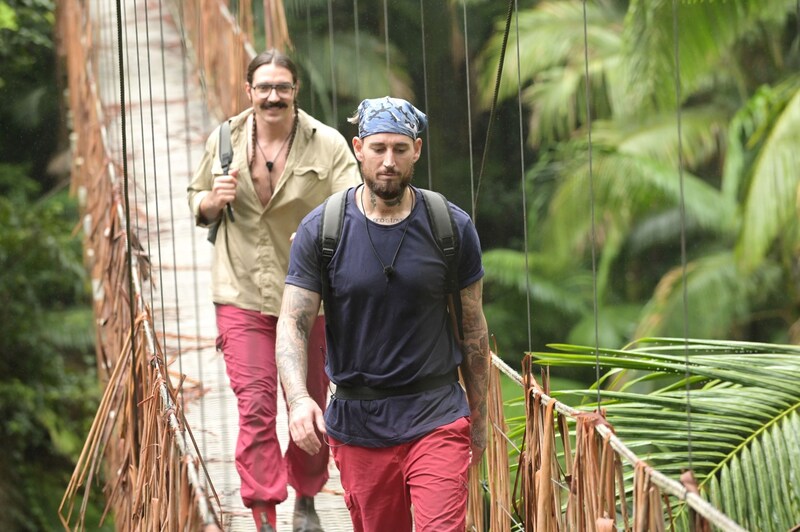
[276,285,322,405]
[458,280,490,448]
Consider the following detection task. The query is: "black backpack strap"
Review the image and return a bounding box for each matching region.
[207,119,234,244]
[420,189,463,340]
[319,189,349,318]
[218,120,233,174]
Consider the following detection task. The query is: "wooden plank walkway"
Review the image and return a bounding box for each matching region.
[89,1,352,530]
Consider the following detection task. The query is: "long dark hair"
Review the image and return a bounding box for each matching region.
[246,49,299,85]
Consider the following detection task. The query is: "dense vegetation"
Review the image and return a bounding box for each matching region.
[0,1,107,530]
[2,0,798,528]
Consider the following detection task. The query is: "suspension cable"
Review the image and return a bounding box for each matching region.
[581,0,602,409]
[461,1,476,220]
[176,0,210,486]
[671,0,694,471]
[327,0,338,124]
[512,0,532,353]
[419,0,433,189]
[142,0,172,389]
[157,0,186,421]
[473,0,514,218]
[383,0,390,79]
[354,0,361,99]
[114,0,139,467]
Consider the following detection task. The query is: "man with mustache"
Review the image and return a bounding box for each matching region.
[276,97,490,532]
[188,49,360,532]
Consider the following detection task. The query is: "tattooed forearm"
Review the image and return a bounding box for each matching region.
[458,280,490,449]
[276,285,323,405]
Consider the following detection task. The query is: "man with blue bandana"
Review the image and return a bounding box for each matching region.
[275,96,490,531]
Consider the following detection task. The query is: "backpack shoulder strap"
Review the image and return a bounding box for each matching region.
[420,189,457,259]
[420,189,463,340]
[318,188,350,317]
[207,119,234,244]
[219,119,233,174]
[320,188,349,265]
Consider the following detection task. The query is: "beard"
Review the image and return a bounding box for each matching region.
[361,165,415,202]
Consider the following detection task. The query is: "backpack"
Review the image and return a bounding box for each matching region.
[318,187,464,339]
[206,119,234,244]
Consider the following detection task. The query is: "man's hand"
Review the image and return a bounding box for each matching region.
[207,169,239,214]
[288,396,326,455]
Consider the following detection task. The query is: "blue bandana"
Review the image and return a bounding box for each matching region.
[355,96,428,139]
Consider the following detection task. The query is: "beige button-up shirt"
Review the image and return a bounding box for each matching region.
[188,108,361,316]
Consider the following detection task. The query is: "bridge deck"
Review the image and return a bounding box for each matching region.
[90,1,352,529]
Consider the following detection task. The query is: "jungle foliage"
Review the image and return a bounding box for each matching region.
[0,1,107,530]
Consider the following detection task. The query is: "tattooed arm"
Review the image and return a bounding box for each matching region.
[276,284,325,455]
[457,279,490,464]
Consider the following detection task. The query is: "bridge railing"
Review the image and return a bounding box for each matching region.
[56,1,220,530]
[169,0,255,121]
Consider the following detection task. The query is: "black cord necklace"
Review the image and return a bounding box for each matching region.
[251,115,297,174]
[361,185,415,281]
[254,126,291,172]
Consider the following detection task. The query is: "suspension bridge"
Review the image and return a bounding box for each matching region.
[55,0,795,530]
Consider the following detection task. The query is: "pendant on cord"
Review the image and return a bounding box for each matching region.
[362,185,415,283]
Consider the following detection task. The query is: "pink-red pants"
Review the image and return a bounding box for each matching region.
[215,304,330,508]
[330,416,471,532]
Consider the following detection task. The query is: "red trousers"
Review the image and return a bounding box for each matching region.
[215,304,330,508]
[330,417,471,532]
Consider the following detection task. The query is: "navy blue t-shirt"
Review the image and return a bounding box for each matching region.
[285,185,484,447]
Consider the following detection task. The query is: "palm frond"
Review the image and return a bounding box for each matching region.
[533,337,800,531]
[295,31,414,123]
[592,103,731,171]
[482,248,588,316]
[635,252,784,339]
[733,79,800,272]
[543,149,737,265]
[623,0,797,112]
[476,0,623,110]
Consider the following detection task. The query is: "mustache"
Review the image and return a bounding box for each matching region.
[260,101,289,110]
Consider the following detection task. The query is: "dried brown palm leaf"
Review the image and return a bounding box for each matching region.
[467,461,484,532]
[487,366,512,532]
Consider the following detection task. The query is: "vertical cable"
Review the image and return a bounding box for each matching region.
[176,0,210,480]
[305,4,316,116]
[419,0,432,189]
[580,0,602,407]
[473,0,513,217]
[131,0,154,322]
[157,0,185,406]
[671,0,693,470]
[383,0,391,84]
[327,0,338,124]
[353,0,361,99]
[142,0,171,380]
[513,0,532,352]
[115,0,138,466]
[462,1,475,219]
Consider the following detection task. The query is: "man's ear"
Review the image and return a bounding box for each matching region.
[352,137,364,162]
[413,137,423,162]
